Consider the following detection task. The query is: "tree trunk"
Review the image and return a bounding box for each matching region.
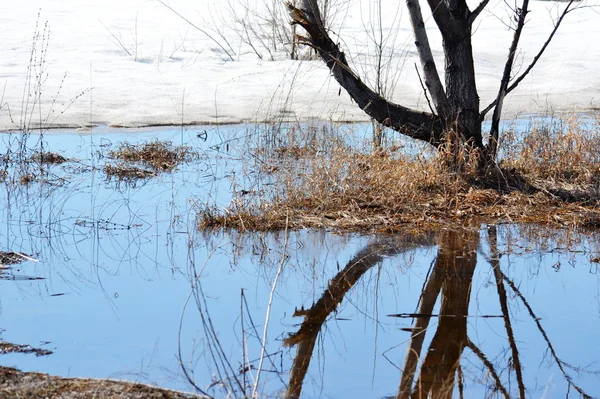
[444,35,482,149]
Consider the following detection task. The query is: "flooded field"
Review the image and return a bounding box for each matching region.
[1,125,600,398]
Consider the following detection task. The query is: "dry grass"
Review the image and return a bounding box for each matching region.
[108,141,196,171]
[30,151,68,164]
[104,164,156,181]
[0,342,52,356]
[105,140,197,182]
[501,117,600,201]
[0,366,203,399]
[19,174,35,185]
[199,117,600,232]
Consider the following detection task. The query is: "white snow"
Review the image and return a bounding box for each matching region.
[0,0,598,131]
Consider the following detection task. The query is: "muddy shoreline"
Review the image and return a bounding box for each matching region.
[0,366,204,399]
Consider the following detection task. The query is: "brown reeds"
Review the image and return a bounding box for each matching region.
[0,366,202,399]
[104,164,156,180]
[105,140,197,182]
[199,118,600,232]
[108,141,196,171]
[30,151,68,164]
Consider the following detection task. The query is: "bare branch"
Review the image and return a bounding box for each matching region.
[156,0,235,61]
[502,274,593,399]
[469,0,490,25]
[480,0,576,120]
[406,0,449,117]
[288,1,443,145]
[487,0,530,158]
[488,225,526,399]
[465,338,510,399]
[414,64,437,116]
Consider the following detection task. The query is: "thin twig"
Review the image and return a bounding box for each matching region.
[488,0,530,157]
[99,20,132,56]
[156,0,235,61]
[414,63,437,117]
[465,338,510,399]
[502,273,593,398]
[480,0,576,120]
[251,213,290,398]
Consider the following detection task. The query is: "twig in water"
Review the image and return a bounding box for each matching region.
[251,214,290,398]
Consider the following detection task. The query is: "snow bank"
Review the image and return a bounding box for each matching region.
[0,0,598,130]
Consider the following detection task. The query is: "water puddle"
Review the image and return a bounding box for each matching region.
[1,125,599,398]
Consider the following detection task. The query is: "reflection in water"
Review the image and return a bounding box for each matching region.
[284,233,436,399]
[398,229,477,399]
[1,128,600,398]
[282,227,596,398]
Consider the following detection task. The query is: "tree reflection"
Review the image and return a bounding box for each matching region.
[398,229,477,399]
[283,233,436,399]
[283,227,594,398]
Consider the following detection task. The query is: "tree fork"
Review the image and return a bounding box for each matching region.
[286,1,444,146]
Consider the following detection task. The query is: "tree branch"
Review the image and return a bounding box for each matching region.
[469,0,490,26]
[288,1,444,146]
[487,0,530,158]
[424,0,458,40]
[465,338,510,399]
[502,273,593,399]
[480,0,576,120]
[414,64,437,116]
[488,225,526,399]
[156,0,235,61]
[406,0,449,117]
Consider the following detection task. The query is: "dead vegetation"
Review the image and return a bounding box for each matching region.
[108,141,196,171]
[104,140,197,183]
[30,151,68,164]
[0,342,52,357]
[0,251,36,266]
[0,366,203,399]
[198,117,600,232]
[104,164,156,180]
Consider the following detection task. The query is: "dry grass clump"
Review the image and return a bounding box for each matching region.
[502,118,600,194]
[253,123,348,160]
[0,251,36,266]
[0,342,52,356]
[105,140,196,182]
[199,118,600,232]
[0,366,202,399]
[30,151,68,164]
[104,164,156,181]
[19,174,35,185]
[108,141,196,171]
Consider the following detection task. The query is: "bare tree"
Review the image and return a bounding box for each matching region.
[285,0,578,164]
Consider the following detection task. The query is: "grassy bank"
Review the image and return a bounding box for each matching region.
[198,117,600,232]
[0,366,203,399]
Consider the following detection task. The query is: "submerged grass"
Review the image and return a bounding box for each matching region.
[108,140,196,171]
[29,151,68,164]
[104,164,156,181]
[105,140,197,182]
[199,116,600,232]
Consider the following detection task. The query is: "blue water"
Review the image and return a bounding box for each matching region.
[0,124,599,398]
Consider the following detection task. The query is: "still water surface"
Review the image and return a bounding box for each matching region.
[1,124,599,398]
